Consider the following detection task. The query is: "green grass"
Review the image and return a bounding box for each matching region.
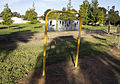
[0,23,45,35]
[0,44,44,83]
[0,24,120,83]
[82,25,117,31]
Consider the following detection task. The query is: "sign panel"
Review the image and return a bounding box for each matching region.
[48,19,56,31]
[74,20,80,31]
[66,20,72,31]
[58,20,65,31]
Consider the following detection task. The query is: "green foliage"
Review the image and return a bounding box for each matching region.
[59,7,68,20]
[12,12,21,18]
[44,9,51,20]
[67,0,73,11]
[40,15,44,19]
[44,0,78,21]
[98,10,105,24]
[108,6,120,25]
[79,0,107,25]
[98,7,107,14]
[1,3,13,26]
[48,13,60,20]
[59,6,78,20]
[90,0,99,22]
[79,0,90,24]
[24,3,38,24]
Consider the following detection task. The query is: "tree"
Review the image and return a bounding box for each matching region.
[79,0,90,25]
[60,0,78,20]
[24,2,38,24]
[98,7,106,25]
[98,7,107,14]
[59,7,78,20]
[90,0,99,23]
[44,1,78,20]
[12,12,21,18]
[62,7,66,11]
[108,6,120,25]
[40,15,44,19]
[59,7,68,20]
[1,3,13,27]
[44,9,51,20]
[98,9,105,24]
[67,0,72,11]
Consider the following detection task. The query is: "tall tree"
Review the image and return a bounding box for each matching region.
[79,0,90,24]
[24,2,38,24]
[98,9,105,24]
[67,0,72,11]
[63,0,77,20]
[1,3,13,27]
[44,9,51,20]
[91,0,99,23]
[108,6,120,25]
[59,7,68,20]
[98,7,107,14]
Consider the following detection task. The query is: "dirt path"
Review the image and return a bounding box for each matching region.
[18,54,120,84]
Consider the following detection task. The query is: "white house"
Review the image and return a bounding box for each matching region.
[37,18,45,24]
[11,17,29,24]
[0,17,30,24]
[0,17,3,24]
[40,20,45,23]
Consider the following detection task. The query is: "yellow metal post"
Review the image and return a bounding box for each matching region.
[42,11,49,76]
[75,17,82,67]
[42,10,82,76]
[56,18,58,32]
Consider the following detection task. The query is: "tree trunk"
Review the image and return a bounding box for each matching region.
[108,21,110,34]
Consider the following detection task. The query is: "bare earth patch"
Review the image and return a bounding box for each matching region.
[17,31,120,84]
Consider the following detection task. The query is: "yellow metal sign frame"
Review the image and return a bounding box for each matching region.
[43,10,82,76]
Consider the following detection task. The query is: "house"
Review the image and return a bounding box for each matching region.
[11,17,29,24]
[0,17,3,24]
[37,17,45,24]
[0,17,29,24]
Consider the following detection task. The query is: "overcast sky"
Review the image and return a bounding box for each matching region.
[0,0,120,16]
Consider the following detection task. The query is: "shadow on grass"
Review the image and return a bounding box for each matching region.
[82,27,108,35]
[0,27,8,29]
[0,25,26,30]
[13,26,27,29]
[91,35,115,48]
[34,26,43,28]
[29,35,120,84]
[0,30,37,62]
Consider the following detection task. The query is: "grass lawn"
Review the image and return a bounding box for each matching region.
[0,23,45,35]
[82,25,117,31]
[0,24,120,84]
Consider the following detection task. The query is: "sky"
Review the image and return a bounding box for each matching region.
[0,0,120,16]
